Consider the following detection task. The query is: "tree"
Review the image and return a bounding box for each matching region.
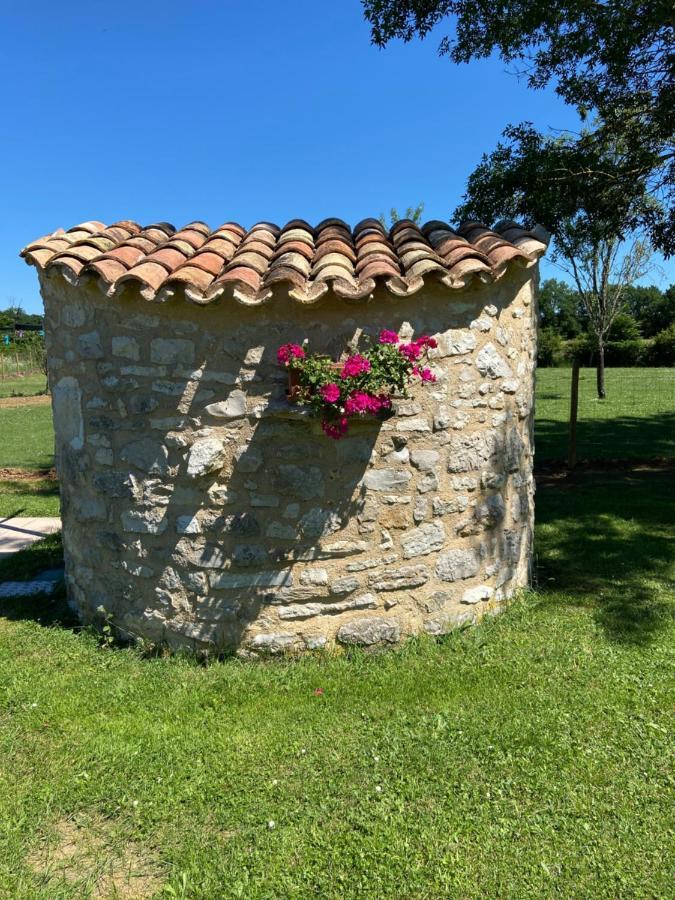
[623,284,675,337]
[607,312,642,342]
[362,0,674,254]
[379,202,425,229]
[550,227,651,397]
[452,130,654,397]
[538,279,583,337]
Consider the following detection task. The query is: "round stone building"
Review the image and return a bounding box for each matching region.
[21,216,547,655]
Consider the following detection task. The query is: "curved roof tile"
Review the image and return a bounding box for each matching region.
[21,217,548,305]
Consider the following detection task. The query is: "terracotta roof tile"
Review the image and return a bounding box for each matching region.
[21,216,548,305]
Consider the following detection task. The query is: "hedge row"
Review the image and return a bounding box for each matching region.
[538,324,675,367]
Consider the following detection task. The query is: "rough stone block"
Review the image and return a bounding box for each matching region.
[400,521,445,559]
[362,469,412,492]
[436,548,480,582]
[368,565,429,591]
[150,337,195,365]
[187,438,226,478]
[121,439,169,475]
[337,616,401,646]
[112,335,140,360]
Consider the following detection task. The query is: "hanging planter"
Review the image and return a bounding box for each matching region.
[277,331,438,439]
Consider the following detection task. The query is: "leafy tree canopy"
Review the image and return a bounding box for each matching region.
[363,0,674,254]
[623,284,675,337]
[538,279,584,337]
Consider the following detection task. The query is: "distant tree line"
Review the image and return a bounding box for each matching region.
[0,303,44,333]
[538,280,675,368]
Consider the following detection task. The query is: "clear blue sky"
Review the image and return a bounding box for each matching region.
[2,0,672,313]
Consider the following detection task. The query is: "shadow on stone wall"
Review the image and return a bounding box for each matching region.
[52,278,535,655]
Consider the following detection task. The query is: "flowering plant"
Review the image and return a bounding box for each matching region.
[277,330,438,439]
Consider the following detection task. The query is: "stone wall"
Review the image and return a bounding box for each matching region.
[40,266,537,655]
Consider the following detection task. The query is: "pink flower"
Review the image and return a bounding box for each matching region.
[399,342,422,362]
[321,417,349,439]
[344,391,391,415]
[379,329,399,344]
[344,391,371,415]
[320,382,341,404]
[414,335,438,349]
[277,343,306,366]
[340,354,371,378]
[420,367,437,382]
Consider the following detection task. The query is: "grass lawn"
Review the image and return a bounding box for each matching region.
[0,470,672,897]
[0,475,59,519]
[0,373,47,399]
[536,367,675,461]
[0,403,54,471]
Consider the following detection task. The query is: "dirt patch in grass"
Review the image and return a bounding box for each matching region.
[0,394,50,409]
[0,466,56,481]
[27,814,164,898]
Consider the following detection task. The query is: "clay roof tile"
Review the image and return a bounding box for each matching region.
[20,215,547,305]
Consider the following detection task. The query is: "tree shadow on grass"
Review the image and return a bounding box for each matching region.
[535,469,675,645]
[0,532,73,629]
[535,411,675,462]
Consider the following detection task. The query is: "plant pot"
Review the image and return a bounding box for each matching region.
[286,368,302,403]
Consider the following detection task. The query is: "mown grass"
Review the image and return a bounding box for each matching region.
[0,471,673,897]
[0,404,54,471]
[536,367,675,461]
[0,373,47,399]
[0,476,59,519]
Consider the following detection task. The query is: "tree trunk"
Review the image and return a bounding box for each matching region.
[596,341,606,399]
[568,358,580,470]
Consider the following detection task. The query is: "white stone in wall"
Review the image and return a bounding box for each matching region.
[461,585,494,604]
[266,521,297,540]
[121,439,170,474]
[78,331,103,359]
[436,548,480,582]
[61,303,87,327]
[186,438,226,478]
[368,565,429,591]
[299,507,342,538]
[209,570,293,590]
[52,376,83,450]
[362,469,412,492]
[205,391,247,419]
[430,329,477,358]
[432,495,469,516]
[121,509,168,534]
[299,569,329,586]
[395,418,431,433]
[337,617,401,646]
[176,514,202,534]
[410,449,439,471]
[475,343,513,379]
[279,594,377,621]
[150,338,195,365]
[502,379,520,394]
[470,317,492,332]
[400,521,445,559]
[112,335,140,360]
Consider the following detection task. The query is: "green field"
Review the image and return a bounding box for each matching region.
[0,373,47,399]
[0,470,673,897]
[0,404,54,471]
[0,476,59,519]
[536,367,674,460]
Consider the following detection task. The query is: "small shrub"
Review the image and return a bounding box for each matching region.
[647,322,675,366]
[537,327,566,366]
